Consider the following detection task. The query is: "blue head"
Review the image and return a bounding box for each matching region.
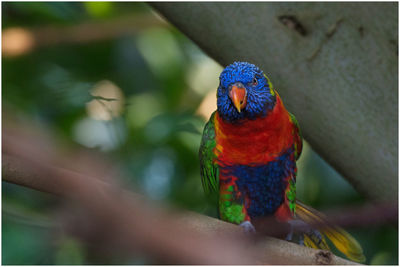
[217,62,276,123]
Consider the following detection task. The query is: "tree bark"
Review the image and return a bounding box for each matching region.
[150,2,398,202]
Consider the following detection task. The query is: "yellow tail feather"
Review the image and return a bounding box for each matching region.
[296,201,366,263]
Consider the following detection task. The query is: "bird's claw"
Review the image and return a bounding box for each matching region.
[285,226,293,241]
[286,219,308,241]
[287,220,322,246]
[239,221,256,233]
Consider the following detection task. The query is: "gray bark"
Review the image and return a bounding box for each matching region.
[151,2,398,202]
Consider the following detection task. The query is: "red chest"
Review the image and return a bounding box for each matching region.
[214,96,294,165]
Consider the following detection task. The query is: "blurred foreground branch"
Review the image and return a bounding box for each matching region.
[2,121,358,265]
[2,12,169,57]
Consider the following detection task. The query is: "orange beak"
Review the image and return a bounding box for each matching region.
[229,84,247,113]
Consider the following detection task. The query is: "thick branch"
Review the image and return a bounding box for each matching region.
[150,2,398,202]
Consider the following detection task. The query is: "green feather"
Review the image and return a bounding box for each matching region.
[288,112,303,160]
[199,112,219,201]
[286,177,296,214]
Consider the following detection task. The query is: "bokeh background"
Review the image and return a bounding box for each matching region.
[2,2,397,264]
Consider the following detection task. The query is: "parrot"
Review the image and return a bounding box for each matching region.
[199,61,365,262]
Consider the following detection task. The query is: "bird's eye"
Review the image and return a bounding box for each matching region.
[252,78,258,86]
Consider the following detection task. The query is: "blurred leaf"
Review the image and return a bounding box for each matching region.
[84,2,113,18]
[55,237,85,265]
[370,251,393,265]
[2,218,53,264]
[4,2,85,26]
[135,28,186,108]
[126,93,162,129]
[176,122,201,135]
[136,28,183,78]
[144,112,203,144]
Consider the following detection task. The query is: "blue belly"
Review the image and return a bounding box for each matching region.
[223,147,295,218]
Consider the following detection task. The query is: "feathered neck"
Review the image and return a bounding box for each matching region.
[214,94,294,165]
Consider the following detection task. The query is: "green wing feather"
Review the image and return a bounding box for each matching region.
[285,112,302,214]
[199,112,219,199]
[288,112,303,160]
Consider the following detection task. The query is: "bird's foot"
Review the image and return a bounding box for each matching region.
[286,220,323,246]
[239,221,256,233]
[285,219,311,241]
[310,229,323,240]
[285,225,294,241]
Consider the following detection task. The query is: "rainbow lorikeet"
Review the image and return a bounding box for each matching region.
[199,62,365,262]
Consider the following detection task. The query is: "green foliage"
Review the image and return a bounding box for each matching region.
[2,2,397,264]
